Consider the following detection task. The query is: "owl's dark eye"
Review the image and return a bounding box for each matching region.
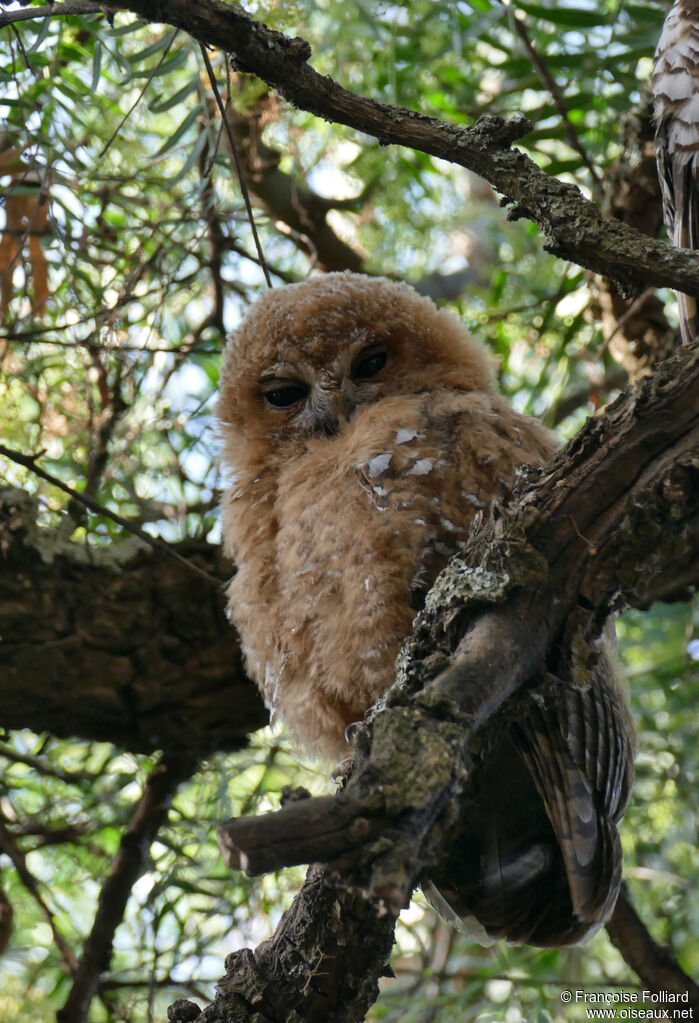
[263,384,308,408]
[352,349,387,380]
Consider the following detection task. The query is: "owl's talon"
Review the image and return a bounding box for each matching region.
[344,720,362,744]
[331,756,354,785]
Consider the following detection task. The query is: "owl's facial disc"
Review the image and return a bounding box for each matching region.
[258,341,391,437]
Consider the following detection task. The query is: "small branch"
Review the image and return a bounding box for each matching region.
[0,444,223,587]
[511,11,600,185]
[607,885,699,1011]
[217,792,384,875]
[98,29,179,159]
[0,0,101,27]
[56,752,198,1023]
[0,742,96,785]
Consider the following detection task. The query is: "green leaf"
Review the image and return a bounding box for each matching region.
[149,76,200,113]
[513,3,610,28]
[152,105,201,158]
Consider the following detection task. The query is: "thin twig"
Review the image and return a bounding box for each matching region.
[98,30,179,159]
[0,742,96,785]
[597,287,656,357]
[0,444,223,587]
[199,44,272,287]
[0,807,78,972]
[511,11,601,185]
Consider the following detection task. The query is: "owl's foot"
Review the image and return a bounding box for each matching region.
[331,721,363,786]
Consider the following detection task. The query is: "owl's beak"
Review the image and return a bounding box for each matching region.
[334,393,357,428]
[310,387,356,436]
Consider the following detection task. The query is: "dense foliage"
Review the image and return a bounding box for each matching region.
[0,1,696,1020]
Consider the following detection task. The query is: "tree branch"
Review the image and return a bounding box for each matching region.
[0,487,266,753]
[57,751,199,1023]
[607,885,699,1013]
[14,0,699,299]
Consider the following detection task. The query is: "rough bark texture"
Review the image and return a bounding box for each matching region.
[0,488,266,753]
[1,4,697,1019]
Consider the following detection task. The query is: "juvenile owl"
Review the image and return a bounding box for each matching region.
[218,272,634,947]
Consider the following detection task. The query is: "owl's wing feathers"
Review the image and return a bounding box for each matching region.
[411,391,631,944]
[426,664,633,947]
[511,667,634,931]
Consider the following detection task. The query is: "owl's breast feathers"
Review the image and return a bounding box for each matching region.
[233,391,551,753]
[652,0,699,341]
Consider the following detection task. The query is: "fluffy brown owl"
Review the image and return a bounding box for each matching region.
[217,272,634,947]
[652,0,699,343]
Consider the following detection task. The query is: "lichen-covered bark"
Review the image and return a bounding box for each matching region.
[195,866,396,1023]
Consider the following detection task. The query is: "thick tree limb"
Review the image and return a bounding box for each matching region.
[169,864,397,1023]
[0,488,266,752]
[9,0,699,299]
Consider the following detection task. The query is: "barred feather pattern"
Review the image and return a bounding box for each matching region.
[424,647,635,947]
[651,0,699,343]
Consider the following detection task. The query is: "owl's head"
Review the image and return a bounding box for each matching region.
[217,272,495,468]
